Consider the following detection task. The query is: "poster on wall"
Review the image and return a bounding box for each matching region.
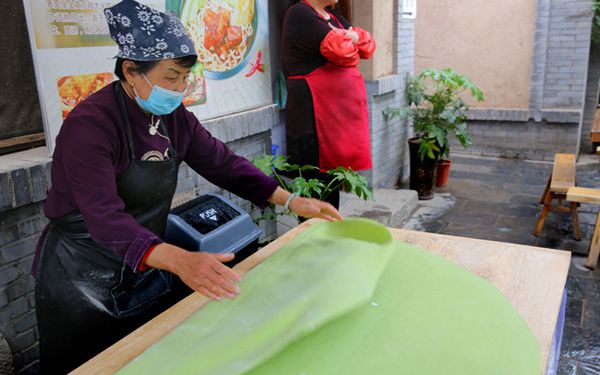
[23,0,272,154]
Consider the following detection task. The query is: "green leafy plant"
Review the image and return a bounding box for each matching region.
[385,68,484,161]
[251,154,372,224]
[593,0,600,45]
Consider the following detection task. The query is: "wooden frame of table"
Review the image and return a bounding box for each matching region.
[72,219,571,375]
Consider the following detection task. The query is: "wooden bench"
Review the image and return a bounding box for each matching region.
[590,107,600,147]
[534,153,581,240]
[567,187,600,269]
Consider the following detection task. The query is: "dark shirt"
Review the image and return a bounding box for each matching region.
[281,3,351,76]
[41,81,278,271]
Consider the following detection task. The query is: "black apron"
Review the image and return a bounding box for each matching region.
[35,84,189,374]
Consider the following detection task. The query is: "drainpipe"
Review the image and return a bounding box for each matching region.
[576,46,592,161]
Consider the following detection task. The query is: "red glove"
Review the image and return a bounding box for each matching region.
[137,243,158,272]
[353,27,376,60]
[320,29,360,67]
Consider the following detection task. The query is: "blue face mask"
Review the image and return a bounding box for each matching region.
[134,75,185,115]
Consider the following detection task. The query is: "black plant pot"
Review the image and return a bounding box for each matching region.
[408,137,438,200]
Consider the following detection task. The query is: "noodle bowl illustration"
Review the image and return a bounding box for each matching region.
[181,0,258,80]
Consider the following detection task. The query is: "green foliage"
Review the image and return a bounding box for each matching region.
[384,68,484,161]
[326,167,373,201]
[593,0,600,45]
[250,155,372,224]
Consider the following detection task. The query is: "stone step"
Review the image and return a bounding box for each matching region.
[274,189,419,237]
[339,189,418,228]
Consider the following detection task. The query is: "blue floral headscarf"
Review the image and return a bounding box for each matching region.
[104,0,197,61]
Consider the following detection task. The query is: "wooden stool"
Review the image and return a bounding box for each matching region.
[567,187,600,269]
[534,153,581,241]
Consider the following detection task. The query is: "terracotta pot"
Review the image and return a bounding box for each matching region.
[436,159,452,187]
[408,138,437,200]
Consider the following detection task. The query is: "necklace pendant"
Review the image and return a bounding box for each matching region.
[149,126,157,136]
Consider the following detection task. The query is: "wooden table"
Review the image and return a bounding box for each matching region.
[72,220,571,375]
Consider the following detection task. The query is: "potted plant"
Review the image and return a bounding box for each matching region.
[386,68,484,199]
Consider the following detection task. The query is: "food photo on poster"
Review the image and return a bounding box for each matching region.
[57,72,114,119]
[167,0,266,106]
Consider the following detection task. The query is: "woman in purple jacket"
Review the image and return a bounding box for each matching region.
[33,1,342,373]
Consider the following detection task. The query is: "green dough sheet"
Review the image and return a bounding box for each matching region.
[119,219,540,375]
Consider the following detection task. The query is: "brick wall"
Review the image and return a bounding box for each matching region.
[366,77,409,188]
[395,0,415,184]
[449,120,580,161]
[541,0,593,111]
[0,152,51,374]
[0,205,43,375]
[364,0,415,188]
[0,105,277,373]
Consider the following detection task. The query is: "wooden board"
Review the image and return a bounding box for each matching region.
[566,187,600,269]
[550,153,576,194]
[591,108,600,144]
[567,186,600,205]
[72,220,571,375]
[0,132,45,155]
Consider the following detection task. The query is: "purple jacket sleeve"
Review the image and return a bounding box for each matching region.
[57,112,162,271]
[182,111,278,208]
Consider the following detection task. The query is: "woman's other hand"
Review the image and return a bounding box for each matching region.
[268,187,344,222]
[329,23,359,44]
[345,29,360,44]
[352,27,376,59]
[145,243,241,301]
[289,196,344,222]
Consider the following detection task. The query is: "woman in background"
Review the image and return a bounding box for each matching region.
[281,0,376,209]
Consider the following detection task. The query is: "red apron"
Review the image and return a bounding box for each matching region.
[288,1,372,172]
